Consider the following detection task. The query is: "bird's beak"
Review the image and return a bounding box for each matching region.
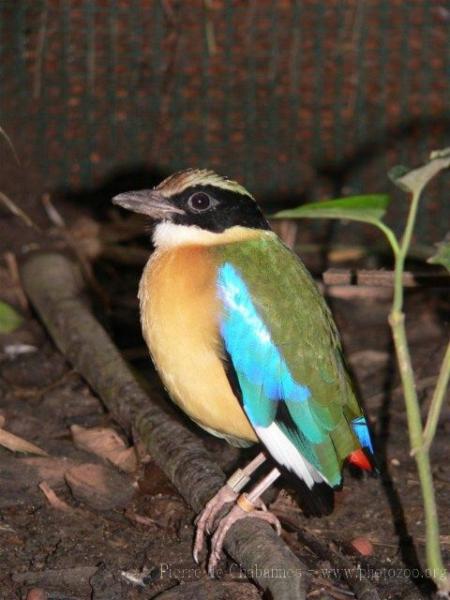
[112,190,185,219]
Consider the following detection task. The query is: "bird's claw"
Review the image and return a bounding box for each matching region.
[207,501,282,577]
[193,484,238,564]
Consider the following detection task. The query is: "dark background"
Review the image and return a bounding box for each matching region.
[0,0,449,244]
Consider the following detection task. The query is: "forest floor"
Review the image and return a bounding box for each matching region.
[0,188,448,600]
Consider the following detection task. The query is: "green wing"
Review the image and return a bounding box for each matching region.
[215,233,373,488]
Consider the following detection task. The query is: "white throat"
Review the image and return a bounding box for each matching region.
[151,221,270,248]
[152,222,223,248]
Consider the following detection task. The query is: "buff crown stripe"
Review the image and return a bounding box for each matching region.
[155,169,254,199]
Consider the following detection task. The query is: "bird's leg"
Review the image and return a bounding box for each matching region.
[193,451,266,563]
[208,467,282,576]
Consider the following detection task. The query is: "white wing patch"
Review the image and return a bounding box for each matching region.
[255,422,329,489]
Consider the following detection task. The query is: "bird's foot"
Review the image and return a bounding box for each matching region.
[207,494,282,577]
[193,483,238,564]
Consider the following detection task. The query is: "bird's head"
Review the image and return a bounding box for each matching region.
[112,169,270,247]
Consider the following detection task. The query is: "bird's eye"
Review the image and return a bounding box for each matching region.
[187,192,213,212]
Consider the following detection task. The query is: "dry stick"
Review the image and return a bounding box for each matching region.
[20,251,308,600]
[4,252,29,311]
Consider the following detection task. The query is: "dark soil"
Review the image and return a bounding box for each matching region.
[0,195,448,600]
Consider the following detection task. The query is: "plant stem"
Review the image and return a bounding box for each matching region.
[415,446,449,594]
[393,187,423,311]
[422,340,450,452]
[375,221,400,256]
[389,312,448,590]
[389,185,449,593]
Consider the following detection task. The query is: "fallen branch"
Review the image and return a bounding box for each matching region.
[20,251,308,600]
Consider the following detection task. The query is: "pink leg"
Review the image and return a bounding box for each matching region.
[208,467,282,576]
[193,452,266,563]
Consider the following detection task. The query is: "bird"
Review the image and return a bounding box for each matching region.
[112,169,375,574]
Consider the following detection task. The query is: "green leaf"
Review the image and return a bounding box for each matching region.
[389,147,450,194]
[428,236,450,274]
[0,301,23,333]
[271,194,390,226]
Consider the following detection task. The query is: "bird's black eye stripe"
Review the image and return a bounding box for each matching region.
[187,192,214,212]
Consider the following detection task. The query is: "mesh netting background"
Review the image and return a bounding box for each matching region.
[0,1,449,241]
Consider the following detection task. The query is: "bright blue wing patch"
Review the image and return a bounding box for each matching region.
[351,416,374,453]
[217,263,326,444]
[217,262,310,402]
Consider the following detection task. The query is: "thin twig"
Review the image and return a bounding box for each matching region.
[3,252,29,311]
[40,193,109,306]
[0,191,40,231]
[0,124,20,165]
[421,341,450,452]
[33,1,48,99]
[203,0,217,56]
